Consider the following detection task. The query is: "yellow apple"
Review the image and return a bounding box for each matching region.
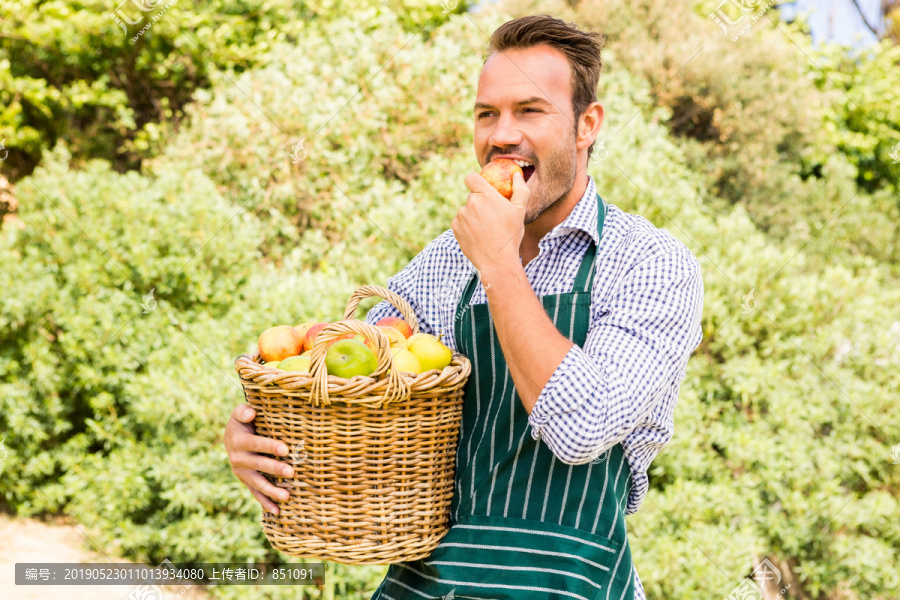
[278,355,311,373]
[263,361,280,369]
[407,334,452,372]
[406,332,436,347]
[390,347,422,374]
[378,325,408,348]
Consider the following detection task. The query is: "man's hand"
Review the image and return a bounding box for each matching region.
[224,404,294,515]
[452,171,530,279]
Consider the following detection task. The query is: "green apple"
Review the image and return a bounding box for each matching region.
[325,339,378,378]
[263,361,280,369]
[278,355,311,373]
[407,334,452,372]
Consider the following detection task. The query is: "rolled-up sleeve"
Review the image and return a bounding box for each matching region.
[528,249,704,466]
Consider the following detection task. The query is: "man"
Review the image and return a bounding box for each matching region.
[225,14,703,600]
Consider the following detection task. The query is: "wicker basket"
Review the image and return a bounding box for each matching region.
[234,285,470,565]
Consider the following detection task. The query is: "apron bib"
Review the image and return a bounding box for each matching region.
[373,193,635,600]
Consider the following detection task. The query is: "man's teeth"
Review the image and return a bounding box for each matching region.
[513,160,533,168]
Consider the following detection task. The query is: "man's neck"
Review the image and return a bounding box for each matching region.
[519,173,589,265]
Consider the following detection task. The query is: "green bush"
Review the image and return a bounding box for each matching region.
[0,0,467,179]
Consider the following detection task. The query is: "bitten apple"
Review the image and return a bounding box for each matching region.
[479,158,523,200]
[376,317,414,339]
[258,325,304,362]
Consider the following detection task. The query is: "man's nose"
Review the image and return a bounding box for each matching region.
[489,112,522,148]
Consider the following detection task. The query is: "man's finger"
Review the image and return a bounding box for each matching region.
[231,403,255,423]
[509,172,530,210]
[231,449,293,477]
[237,467,291,502]
[464,172,494,195]
[247,483,281,514]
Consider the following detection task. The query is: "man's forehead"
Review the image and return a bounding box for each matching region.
[476,47,571,105]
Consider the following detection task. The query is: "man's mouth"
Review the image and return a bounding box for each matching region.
[512,159,536,182]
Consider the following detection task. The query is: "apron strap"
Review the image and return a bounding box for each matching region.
[571,192,607,293]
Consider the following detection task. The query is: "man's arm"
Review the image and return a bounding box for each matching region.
[482,248,704,464]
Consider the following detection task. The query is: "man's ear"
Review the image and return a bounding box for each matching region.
[576,102,604,151]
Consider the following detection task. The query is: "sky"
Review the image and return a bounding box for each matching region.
[780,0,884,48]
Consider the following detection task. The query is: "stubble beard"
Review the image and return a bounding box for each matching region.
[524,132,579,226]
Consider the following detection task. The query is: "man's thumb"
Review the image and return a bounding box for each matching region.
[510,172,530,210]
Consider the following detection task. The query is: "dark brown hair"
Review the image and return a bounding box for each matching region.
[486,15,605,156]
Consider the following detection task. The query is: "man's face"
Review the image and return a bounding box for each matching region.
[474,44,579,225]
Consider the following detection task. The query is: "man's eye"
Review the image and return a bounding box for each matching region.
[476,112,495,119]
[524,108,541,113]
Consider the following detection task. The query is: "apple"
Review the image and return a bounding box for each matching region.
[407,334,453,372]
[479,158,524,200]
[327,332,356,346]
[302,322,330,353]
[327,332,378,354]
[294,321,316,351]
[263,361,280,369]
[406,332,437,347]
[278,355,311,373]
[376,317,414,339]
[258,325,304,362]
[378,325,408,348]
[390,346,422,374]
[325,339,378,378]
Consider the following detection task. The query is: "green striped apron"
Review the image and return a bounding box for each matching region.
[373,193,635,600]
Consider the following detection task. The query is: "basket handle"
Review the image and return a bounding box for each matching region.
[308,319,411,408]
[341,285,421,335]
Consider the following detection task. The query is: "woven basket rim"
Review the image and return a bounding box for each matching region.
[237,284,470,408]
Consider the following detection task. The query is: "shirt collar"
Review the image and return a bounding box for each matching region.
[539,175,602,248]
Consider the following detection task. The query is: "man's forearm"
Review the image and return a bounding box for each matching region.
[480,260,574,414]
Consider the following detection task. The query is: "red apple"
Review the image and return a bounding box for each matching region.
[479,158,523,200]
[376,317,414,339]
[294,321,316,352]
[302,322,330,352]
[258,325,304,362]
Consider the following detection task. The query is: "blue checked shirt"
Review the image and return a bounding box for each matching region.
[365,176,704,598]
